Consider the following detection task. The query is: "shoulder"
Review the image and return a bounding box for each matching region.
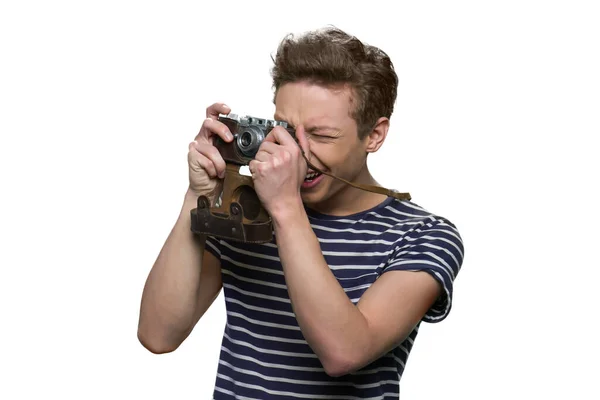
[386,199,462,241]
[381,198,465,273]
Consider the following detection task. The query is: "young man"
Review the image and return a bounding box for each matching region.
[138,27,464,398]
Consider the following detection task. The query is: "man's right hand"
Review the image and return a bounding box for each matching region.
[187,102,234,203]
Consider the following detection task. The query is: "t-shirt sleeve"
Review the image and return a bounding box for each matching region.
[204,235,222,260]
[382,217,464,323]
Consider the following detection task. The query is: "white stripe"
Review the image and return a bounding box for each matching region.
[227,311,301,331]
[224,283,291,304]
[366,212,410,224]
[222,240,281,261]
[398,345,409,356]
[222,274,371,303]
[385,207,436,220]
[225,297,296,318]
[222,268,287,290]
[412,242,460,270]
[343,283,373,294]
[385,259,454,282]
[217,373,399,399]
[387,229,410,236]
[411,224,462,244]
[322,249,394,257]
[419,225,463,245]
[392,355,406,368]
[214,386,261,400]
[336,271,379,281]
[205,238,221,256]
[317,237,396,245]
[218,359,399,389]
[404,234,463,258]
[401,201,428,213]
[221,345,398,376]
[328,263,384,271]
[223,332,317,358]
[310,217,396,228]
[310,224,386,235]
[222,254,284,276]
[389,250,456,280]
[227,324,308,345]
[220,345,324,372]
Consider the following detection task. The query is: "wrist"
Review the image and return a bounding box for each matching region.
[269,196,306,227]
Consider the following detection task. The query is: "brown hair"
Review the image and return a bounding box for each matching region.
[270,26,398,139]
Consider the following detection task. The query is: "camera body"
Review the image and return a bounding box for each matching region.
[215,113,296,165]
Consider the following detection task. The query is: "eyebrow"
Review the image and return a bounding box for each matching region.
[274,114,340,134]
[305,125,340,133]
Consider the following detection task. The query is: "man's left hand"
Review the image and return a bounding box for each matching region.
[249,125,310,217]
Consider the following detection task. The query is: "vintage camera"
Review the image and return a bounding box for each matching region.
[190,113,296,243]
[190,112,412,243]
[214,113,297,165]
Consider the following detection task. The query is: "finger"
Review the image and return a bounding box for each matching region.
[254,149,271,163]
[189,144,218,179]
[256,140,279,155]
[194,140,227,178]
[195,118,233,143]
[206,102,231,119]
[295,124,311,157]
[264,126,296,146]
[248,160,260,178]
[248,159,268,177]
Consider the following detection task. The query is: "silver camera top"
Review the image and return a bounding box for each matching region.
[219,113,290,129]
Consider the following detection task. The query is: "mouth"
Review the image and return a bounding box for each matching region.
[304,170,323,182]
[302,170,325,189]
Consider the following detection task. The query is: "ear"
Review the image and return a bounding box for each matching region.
[364,117,390,153]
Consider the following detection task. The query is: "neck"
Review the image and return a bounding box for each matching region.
[306,166,389,217]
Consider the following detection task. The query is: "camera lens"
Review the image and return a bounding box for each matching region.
[240,131,252,147]
[236,126,265,158]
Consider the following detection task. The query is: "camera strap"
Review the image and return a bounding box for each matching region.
[299,151,412,201]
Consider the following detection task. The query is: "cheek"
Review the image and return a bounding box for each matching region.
[322,149,362,178]
[309,138,365,172]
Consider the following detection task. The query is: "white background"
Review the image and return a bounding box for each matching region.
[1,0,599,399]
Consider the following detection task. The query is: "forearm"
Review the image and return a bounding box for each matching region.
[138,191,210,351]
[272,202,371,376]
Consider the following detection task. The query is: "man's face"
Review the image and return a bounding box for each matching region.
[274,81,371,211]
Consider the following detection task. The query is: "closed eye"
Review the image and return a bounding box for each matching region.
[306,131,333,137]
[306,129,340,140]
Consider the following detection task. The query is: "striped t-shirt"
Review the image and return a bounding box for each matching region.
[204,196,464,399]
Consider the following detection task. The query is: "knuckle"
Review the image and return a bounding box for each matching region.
[208,145,221,159]
[281,150,293,163]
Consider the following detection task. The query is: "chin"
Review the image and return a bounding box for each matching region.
[300,187,324,206]
[300,180,337,209]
